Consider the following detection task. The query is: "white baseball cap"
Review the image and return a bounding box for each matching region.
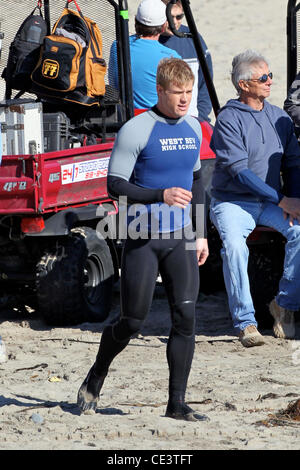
[136,0,167,26]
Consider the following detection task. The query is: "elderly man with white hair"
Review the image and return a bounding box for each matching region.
[209,49,300,347]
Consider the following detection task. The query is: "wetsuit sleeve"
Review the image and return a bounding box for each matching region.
[235,169,284,204]
[107,175,164,204]
[107,112,168,203]
[191,168,207,238]
[108,113,153,180]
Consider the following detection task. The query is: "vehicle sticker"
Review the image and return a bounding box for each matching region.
[61,157,109,185]
[3,181,27,191]
[49,172,60,183]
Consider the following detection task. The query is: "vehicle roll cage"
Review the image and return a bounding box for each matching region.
[7,1,297,123]
[287,0,300,90]
[42,0,220,122]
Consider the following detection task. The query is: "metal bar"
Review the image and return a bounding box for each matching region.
[106,0,134,121]
[118,0,134,120]
[287,0,297,92]
[44,0,51,35]
[107,0,126,121]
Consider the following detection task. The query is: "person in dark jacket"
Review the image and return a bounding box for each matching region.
[284,72,300,139]
[210,49,300,347]
[159,0,213,121]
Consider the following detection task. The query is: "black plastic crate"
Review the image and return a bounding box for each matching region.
[43,112,70,152]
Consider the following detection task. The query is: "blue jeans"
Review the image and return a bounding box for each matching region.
[210,198,300,331]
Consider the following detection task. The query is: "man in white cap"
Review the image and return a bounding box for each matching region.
[108,0,181,111]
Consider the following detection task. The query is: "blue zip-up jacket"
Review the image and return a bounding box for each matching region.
[210,99,300,202]
[159,25,213,121]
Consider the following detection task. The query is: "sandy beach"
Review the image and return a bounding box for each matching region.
[1,284,300,452]
[1,0,300,454]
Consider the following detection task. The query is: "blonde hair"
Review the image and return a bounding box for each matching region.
[156,58,194,88]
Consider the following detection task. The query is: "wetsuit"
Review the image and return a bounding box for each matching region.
[77,107,207,420]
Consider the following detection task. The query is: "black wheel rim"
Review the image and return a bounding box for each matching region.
[83,254,105,307]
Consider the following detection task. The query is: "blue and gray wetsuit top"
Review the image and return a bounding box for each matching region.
[108,108,202,234]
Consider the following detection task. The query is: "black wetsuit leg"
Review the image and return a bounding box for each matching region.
[94,237,159,371]
[117,230,204,420]
[77,237,159,413]
[78,230,207,420]
[157,233,201,420]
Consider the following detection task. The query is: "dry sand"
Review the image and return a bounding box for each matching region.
[1,283,300,452]
[1,0,300,454]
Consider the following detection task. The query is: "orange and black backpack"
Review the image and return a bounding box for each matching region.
[31,0,107,108]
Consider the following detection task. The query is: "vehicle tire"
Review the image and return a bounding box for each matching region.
[248,239,285,329]
[36,227,114,326]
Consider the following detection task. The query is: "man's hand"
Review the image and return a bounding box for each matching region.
[163,187,192,208]
[196,238,209,266]
[279,196,300,224]
[283,211,296,226]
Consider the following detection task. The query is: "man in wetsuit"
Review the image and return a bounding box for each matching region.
[77,57,209,421]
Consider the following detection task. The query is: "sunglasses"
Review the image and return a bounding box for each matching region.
[171,13,184,20]
[249,72,273,83]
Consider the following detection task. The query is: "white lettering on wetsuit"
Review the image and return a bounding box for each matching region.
[159,137,197,151]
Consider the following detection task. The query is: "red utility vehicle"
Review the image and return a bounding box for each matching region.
[0,0,294,327]
[0,0,218,326]
[0,136,117,325]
